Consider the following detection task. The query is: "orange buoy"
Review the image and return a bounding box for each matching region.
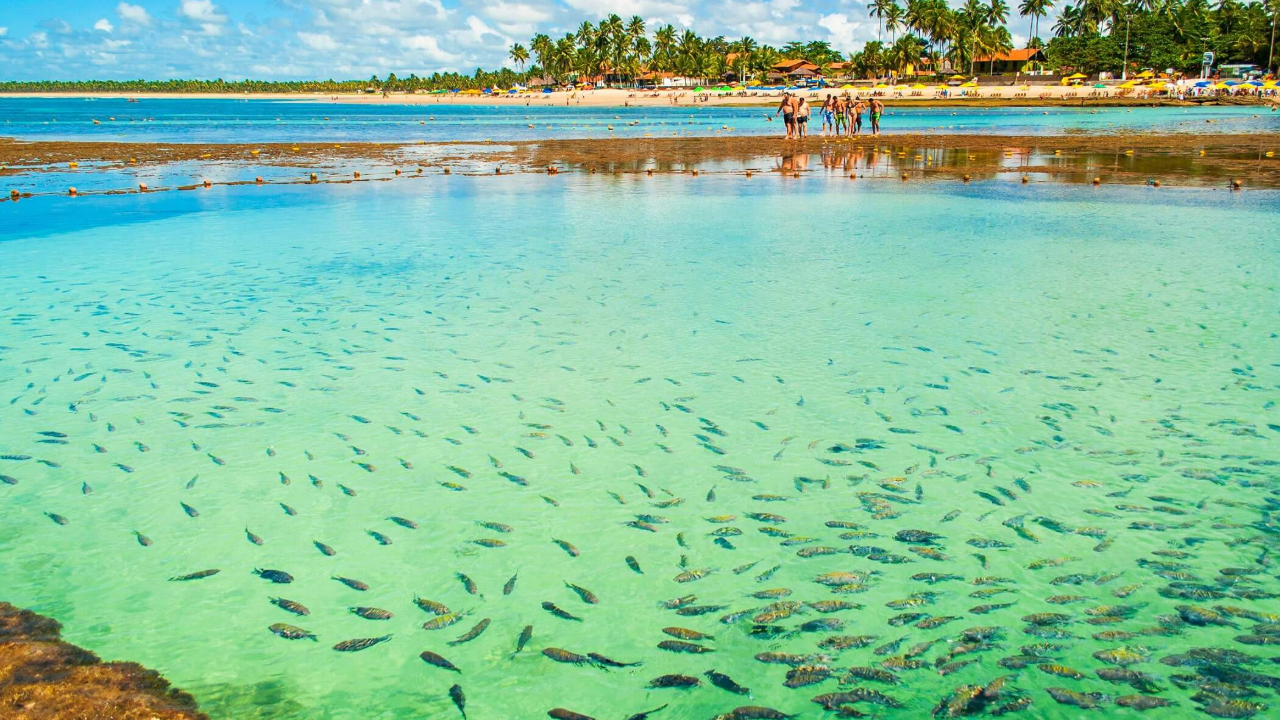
[394,168,401,175]
[203,179,211,188]
[353,171,360,179]
[901,172,908,180]
[1231,179,1242,189]
[255,176,263,184]
[139,182,148,192]
[849,173,856,180]
[1092,177,1101,186]
[309,173,317,182]
[495,167,501,175]
[963,174,971,182]
[9,189,18,198]
[444,167,451,175]
[646,169,653,176]
[1021,175,1029,184]
[69,187,77,196]
[691,169,699,177]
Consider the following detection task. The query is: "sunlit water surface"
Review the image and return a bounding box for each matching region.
[1,177,1279,720]
[2,97,1278,142]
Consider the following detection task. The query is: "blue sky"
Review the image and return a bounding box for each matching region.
[0,0,1040,81]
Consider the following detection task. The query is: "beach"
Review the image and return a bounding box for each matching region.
[3,86,1277,109]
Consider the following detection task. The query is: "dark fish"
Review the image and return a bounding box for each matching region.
[549,710,596,720]
[448,684,466,719]
[314,541,337,556]
[705,669,751,695]
[333,635,391,652]
[271,598,310,616]
[45,512,69,526]
[657,639,712,654]
[350,606,393,620]
[588,652,643,668]
[133,531,152,547]
[648,674,701,688]
[269,623,316,641]
[245,528,264,545]
[421,650,462,673]
[624,704,669,720]
[448,618,490,646]
[553,539,580,557]
[515,624,533,654]
[543,647,592,665]
[253,568,293,584]
[542,601,582,621]
[389,516,419,529]
[333,576,369,591]
[169,569,219,581]
[503,573,518,595]
[457,572,479,595]
[565,582,598,604]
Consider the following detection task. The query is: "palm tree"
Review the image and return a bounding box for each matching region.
[1019,0,1055,45]
[509,44,529,71]
[885,3,906,41]
[1054,4,1082,35]
[869,0,894,40]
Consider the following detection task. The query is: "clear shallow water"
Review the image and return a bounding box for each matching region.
[1,177,1279,720]
[2,97,1279,143]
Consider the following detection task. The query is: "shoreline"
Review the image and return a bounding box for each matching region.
[0,602,207,719]
[2,89,1276,110]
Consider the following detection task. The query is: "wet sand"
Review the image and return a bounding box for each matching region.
[4,133,1278,194]
[0,602,207,720]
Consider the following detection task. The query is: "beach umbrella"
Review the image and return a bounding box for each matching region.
[840,84,855,89]
[1135,70,1154,78]
[959,81,978,88]
[693,86,705,92]
[911,84,926,89]
[874,83,889,88]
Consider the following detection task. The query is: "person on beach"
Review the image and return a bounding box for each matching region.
[821,94,835,137]
[868,97,884,136]
[833,95,846,137]
[796,97,810,138]
[776,92,798,139]
[852,99,865,135]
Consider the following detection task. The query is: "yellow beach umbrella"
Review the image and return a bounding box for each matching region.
[873,83,889,88]
[840,84,855,89]
[911,83,926,89]
[960,81,978,88]
[1135,70,1154,78]
[1214,82,1232,89]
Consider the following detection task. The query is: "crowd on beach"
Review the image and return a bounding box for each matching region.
[775,92,885,139]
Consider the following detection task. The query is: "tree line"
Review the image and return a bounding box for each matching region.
[0,2,1275,94]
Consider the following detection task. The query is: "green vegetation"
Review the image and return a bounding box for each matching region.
[0,1,1275,94]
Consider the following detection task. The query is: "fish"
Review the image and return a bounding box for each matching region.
[705,669,750,695]
[253,568,293,584]
[448,684,466,719]
[448,619,490,645]
[332,635,391,652]
[421,650,461,673]
[269,623,316,641]
[169,569,220,582]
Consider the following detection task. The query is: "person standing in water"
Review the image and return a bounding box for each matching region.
[820,94,835,137]
[776,92,798,139]
[852,98,865,135]
[869,97,884,136]
[796,96,810,138]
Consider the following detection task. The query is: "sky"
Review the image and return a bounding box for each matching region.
[0,0,1040,81]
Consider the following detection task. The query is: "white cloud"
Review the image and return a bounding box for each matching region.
[0,27,8,37]
[449,16,509,49]
[95,18,115,33]
[116,2,152,25]
[481,2,552,24]
[402,34,462,64]
[297,31,338,51]
[818,13,860,54]
[31,31,49,49]
[180,0,228,24]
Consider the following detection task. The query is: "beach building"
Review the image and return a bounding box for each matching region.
[971,48,1047,74]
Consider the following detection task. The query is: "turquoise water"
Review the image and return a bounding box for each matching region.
[3,97,1278,142]
[2,177,1279,720]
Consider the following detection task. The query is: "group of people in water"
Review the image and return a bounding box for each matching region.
[775,92,883,139]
